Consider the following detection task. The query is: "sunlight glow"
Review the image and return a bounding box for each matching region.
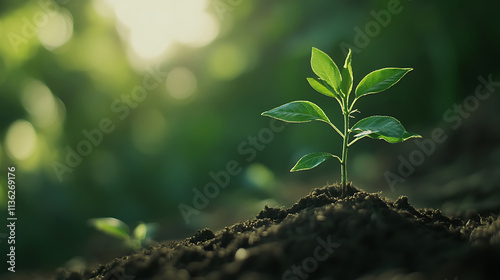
[173,12,218,47]
[100,0,219,60]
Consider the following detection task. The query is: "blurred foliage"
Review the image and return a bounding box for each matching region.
[0,0,499,273]
[88,217,157,250]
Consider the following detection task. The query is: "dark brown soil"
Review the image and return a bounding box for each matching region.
[56,184,500,280]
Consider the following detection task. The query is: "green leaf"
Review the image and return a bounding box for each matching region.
[291,152,341,172]
[340,49,353,96]
[351,116,421,143]
[261,101,331,124]
[306,77,339,99]
[89,218,130,240]
[311,48,342,95]
[133,222,147,242]
[355,68,412,98]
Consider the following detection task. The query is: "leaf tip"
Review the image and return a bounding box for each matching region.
[401,68,413,74]
[345,49,352,62]
[290,165,303,172]
[311,47,329,58]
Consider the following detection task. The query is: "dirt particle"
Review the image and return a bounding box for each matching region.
[234,248,248,261]
[188,228,215,244]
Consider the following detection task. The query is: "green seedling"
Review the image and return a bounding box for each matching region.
[262,47,420,197]
[88,217,157,250]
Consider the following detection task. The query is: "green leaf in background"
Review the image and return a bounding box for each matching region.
[261,101,331,124]
[133,222,147,242]
[340,49,353,96]
[351,116,421,143]
[291,152,341,172]
[311,47,342,94]
[88,217,130,240]
[307,77,339,99]
[355,68,412,98]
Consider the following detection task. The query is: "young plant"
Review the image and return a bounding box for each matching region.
[89,217,157,250]
[262,48,420,196]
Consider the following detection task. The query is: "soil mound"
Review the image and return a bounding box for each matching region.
[56,184,500,280]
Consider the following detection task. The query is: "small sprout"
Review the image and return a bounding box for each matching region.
[89,217,157,250]
[262,47,420,197]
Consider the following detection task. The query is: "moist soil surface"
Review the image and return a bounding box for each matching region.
[56,184,500,280]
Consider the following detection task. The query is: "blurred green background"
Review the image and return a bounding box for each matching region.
[1,0,499,275]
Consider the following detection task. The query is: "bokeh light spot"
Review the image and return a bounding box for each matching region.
[166,67,197,100]
[37,9,73,51]
[5,120,38,161]
[208,43,248,80]
[244,163,275,191]
[21,80,58,127]
[0,142,3,166]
